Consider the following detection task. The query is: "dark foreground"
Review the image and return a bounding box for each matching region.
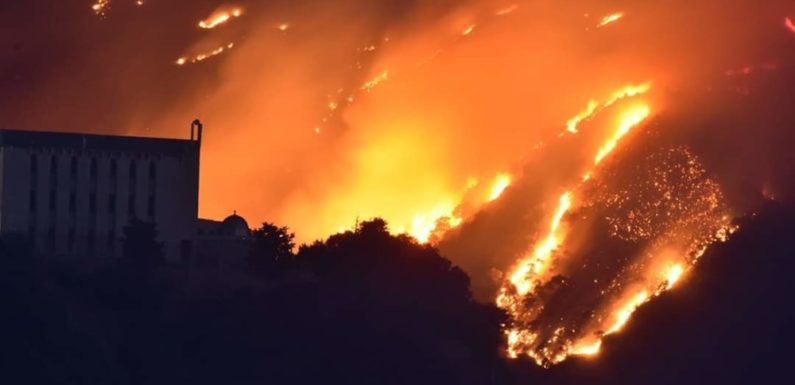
[2,204,794,385]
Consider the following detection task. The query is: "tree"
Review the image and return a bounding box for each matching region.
[121,218,164,274]
[248,222,296,274]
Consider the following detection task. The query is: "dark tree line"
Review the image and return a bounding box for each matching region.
[0,218,507,385]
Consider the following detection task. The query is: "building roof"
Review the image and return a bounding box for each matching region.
[0,128,199,156]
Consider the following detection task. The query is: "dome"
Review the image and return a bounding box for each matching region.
[220,212,250,238]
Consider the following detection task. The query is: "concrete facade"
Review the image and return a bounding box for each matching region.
[0,127,201,262]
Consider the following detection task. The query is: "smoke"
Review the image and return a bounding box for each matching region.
[3,0,795,366]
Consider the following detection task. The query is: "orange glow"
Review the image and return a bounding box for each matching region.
[488,173,512,201]
[198,7,244,29]
[787,17,795,33]
[571,340,602,356]
[594,104,651,165]
[361,71,389,91]
[565,83,651,134]
[92,0,109,16]
[597,13,624,28]
[664,263,685,290]
[462,24,476,36]
[495,4,519,16]
[176,43,235,66]
[509,191,572,295]
[605,290,650,335]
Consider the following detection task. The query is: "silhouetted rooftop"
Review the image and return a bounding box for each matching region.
[0,128,198,155]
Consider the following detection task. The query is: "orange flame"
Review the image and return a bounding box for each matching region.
[199,7,244,29]
[597,13,624,28]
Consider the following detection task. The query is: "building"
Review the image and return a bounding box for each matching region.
[196,212,251,269]
[0,121,203,262]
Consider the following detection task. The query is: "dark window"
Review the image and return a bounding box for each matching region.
[49,155,57,187]
[48,225,55,250]
[90,158,98,190]
[49,190,56,212]
[128,195,136,218]
[147,195,155,219]
[128,160,137,219]
[107,231,115,256]
[68,228,75,253]
[108,193,116,213]
[110,159,118,191]
[89,193,97,214]
[70,156,78,190]
[29,190,37,212]
[87,230,96,256]
[30,154,38,177]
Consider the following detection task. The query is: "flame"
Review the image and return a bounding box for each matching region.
[199,7,244,29]
[566,83,651,134]
[604,290,650,335]
[176,42,235,66]
[462,24,477,36]
[278,23,290,32]
[92,0,110,16]
[509,191,572,296]
[597,13,624,28]
[571,340,602,356]
[488,173,512,201]
[361,71,389,91]
[663,263,685,290]
[594,104,651,165]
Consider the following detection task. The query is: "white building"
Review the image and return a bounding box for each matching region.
[0,122,202,262]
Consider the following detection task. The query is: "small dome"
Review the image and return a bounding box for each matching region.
[220,212,250,238]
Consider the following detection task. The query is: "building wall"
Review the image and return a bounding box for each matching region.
[0,140,199,263]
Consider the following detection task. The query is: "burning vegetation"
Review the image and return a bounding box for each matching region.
[5,0,795,373]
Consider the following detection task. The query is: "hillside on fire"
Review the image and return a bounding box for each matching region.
[4,0,795,384]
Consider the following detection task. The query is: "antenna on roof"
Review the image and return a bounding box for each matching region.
[191,119,203,143]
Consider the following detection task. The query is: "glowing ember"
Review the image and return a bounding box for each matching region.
[361,71,389,91]
[278,23,290,32]
[597,13,624,28]
[92,0,110,16]
[786,17,795,33]
[605,290,650,335]
[199,7,244,29]
[495,4,519,16]
[462,24,476,36]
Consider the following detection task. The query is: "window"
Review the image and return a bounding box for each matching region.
[148,161,156,220]
[128,160,137,219]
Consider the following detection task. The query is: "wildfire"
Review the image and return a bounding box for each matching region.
[176,42,235,66]
[508,191,572,296]
[597,13,624,28]
[488,173,512,201]
[199,7,244,29]
[594,104,651,164]
[566,83,651,133]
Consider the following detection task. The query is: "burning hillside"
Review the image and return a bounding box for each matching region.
[3,0,795,369]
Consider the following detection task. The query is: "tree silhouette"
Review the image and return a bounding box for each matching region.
[248,222,296,274]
